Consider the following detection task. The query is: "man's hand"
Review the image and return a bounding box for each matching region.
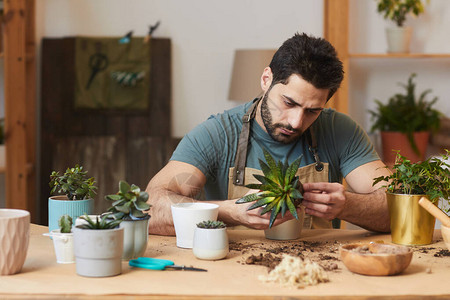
[227,189,301,229]
[301,182,346,220]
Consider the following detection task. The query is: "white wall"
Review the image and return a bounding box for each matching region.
[36,0,323,138]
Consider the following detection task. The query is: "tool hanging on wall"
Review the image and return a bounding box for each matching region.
[144,21,160,43]
[119,31,133,44]
[86,53,109,89]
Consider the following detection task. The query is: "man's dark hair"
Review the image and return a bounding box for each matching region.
[269,32,344,100]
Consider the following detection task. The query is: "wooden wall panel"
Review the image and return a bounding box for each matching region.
[40,38,173,224]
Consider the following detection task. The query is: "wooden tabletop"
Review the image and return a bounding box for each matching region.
[0,224,449,299]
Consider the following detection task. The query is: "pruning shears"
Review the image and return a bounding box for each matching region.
[129,257,207,272]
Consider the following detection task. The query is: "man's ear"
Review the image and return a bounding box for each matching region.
[260,67,273,92]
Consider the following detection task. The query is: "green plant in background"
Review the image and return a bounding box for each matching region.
[105,180,151,220]
[58,215,73,233]
[49,165,97,200]
[369,73,441,155]
[376,0,427,27]
[236,149,303,228]
[196,220,227,229]
[373,150,450,210]
[76,214,122,229]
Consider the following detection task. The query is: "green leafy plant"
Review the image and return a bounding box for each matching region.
[105,181,151,220]
[376,0,427,27]
[196,220,226,229]
[76,214,122,229]
[373,150,450,210]
[369,73,441,155]
[58,215,73,233]
[236,149,303,228]
[49,165,97,200]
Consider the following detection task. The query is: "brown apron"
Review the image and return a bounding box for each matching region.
[227,99,332,229]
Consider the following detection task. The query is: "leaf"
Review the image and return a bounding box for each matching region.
[119,180,131,194]
[134,201,151,211]
[269,200,282,228]
[247,197,275,210]
[235,193,262,204]
[285,196,299,219]
[106,194,122,201]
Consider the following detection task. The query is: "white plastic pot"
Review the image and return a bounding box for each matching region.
[44,229,75,264]
[120,218,150,260]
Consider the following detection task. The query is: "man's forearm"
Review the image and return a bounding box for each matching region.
[339,189,390,233]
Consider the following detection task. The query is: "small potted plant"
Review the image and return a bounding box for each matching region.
[48,165,97,232]
[369,73,441,164]
[105,180,151,260]
[235,149,305,240]
[193,220,228,260]
[45,215,75,264]
[73,214,123,277]
[373,150,450,245]
[376,0,428,53]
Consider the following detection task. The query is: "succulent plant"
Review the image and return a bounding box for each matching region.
[196,220,227,229]
[105,181,151,221]
[49,165,97,200]
[76,214,122,230]
[236,149,303,228]
[58,215,73,233]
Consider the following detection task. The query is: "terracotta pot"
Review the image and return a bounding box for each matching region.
[381,131,429,164]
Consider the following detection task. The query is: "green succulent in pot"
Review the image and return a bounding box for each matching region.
[76,214,122,230]
[196,220,227,229]
[235,149,303,228]
[105,180,151,221]
[58,215,73,233]
[49,164,97,200]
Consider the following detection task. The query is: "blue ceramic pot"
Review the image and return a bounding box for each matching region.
[48,196,94,232]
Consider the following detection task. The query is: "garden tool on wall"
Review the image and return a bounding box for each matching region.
[144,21,160,43]
[119,31,133,44]
[85,52,109,90]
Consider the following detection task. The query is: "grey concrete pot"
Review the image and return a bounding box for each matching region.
[73,226,124,277]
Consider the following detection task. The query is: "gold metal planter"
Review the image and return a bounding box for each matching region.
[387,193,436,245]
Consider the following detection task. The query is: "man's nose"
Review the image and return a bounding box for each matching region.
[288,109,304,129]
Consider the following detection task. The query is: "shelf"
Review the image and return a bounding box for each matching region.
[350,53,450,58]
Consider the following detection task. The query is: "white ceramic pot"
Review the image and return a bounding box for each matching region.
[73,227,124,277]
[0,209,30,275]
[46,229,75,264]
[120,218,150,260]
[193,227,229,260]
[385,26,412,53]
[171,203,219,248]
[264,207,305,240]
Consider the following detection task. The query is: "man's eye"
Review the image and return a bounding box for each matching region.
[307,109,321,114]
[284,100,294,107]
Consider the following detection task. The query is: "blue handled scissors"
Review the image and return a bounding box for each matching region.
[129,257,207,272]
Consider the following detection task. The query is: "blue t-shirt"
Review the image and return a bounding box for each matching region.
[171,101,379,200]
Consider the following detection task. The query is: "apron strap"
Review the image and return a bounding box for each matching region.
[233,99,260,186]
[306,126,324,172]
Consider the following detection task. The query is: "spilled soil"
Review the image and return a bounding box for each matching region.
[230,240,340,272]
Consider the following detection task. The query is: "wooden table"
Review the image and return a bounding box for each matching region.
[0,224,449,299]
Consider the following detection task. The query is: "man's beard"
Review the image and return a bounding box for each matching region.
[260,93,302,144]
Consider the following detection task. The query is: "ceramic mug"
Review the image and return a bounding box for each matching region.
[0,209,30,275]
[171,203,219,248]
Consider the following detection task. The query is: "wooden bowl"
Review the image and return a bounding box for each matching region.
[339,243,413,276]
